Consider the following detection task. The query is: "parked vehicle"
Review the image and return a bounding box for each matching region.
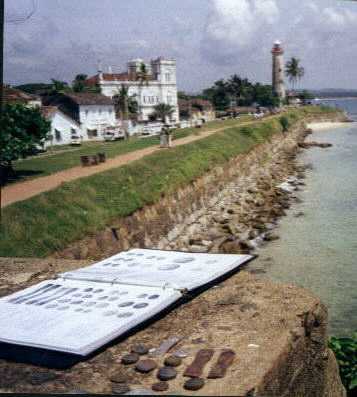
[71,135,82,146]
[104,130,125,141]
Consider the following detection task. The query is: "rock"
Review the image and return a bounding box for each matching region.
[121,353,140,365]
[124,388,153,395]
[164,355,182,367]
[112,384,131,395]
[184,378,205,391]
[189,245,208,253]
[152,381,169,392]
[29,371,58,385]
[157,366,177,381]
[135,359,158,373]
[131,344,149,355]
[264,232,280,242]
[294,211,304,218]
[110,372,128,384]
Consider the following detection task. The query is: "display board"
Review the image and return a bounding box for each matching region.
[61,249,252,291]
[0,250,253,356]
[0,278,181,356]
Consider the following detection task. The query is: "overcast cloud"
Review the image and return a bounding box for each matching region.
[4,0,357,92]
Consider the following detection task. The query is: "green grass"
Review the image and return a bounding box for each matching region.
[0,110,308,258]
[11,116,253,183]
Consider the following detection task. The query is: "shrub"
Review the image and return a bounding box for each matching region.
[329,332,357,394]
[240,126,253,135]
[279,115,290,132]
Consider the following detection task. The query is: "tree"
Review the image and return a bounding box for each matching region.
[285,57,305,91]
[152,103,175,123]
[202,79,230,111]
[253,84,280,107]
[0,104,50,172]
[72,74,100,93]
[0,104,51,210]
[51,79,71,94]
[113,85,138,118]
[72,74,88,93]
[113,85,138,138]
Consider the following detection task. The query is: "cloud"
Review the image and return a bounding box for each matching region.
[204,0,279,48]
[200,0,357,88]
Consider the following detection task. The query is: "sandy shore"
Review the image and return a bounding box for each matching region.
[307,121,351,131]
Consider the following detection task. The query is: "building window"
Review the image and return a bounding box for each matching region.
[167,96,172,105]
[55,129,62,142]
[165,73,171,82]
[87,129,98,138]
[99,109,102,115]
[85,110,89,117]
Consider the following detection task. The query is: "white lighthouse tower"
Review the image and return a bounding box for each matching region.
[272,41,286,101]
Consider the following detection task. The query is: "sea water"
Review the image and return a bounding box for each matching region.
[250,99,357,336]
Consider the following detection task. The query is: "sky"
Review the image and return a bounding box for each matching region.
[5,0,357,92]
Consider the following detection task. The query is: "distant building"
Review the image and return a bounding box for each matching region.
[271,41,286,101]
[44,93,117,141]
[85,57,179,127]
[4,86,42,108]
[178,98,215,127]
[41,106,81,147]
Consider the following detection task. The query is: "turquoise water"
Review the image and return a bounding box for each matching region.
[251,100,357,336]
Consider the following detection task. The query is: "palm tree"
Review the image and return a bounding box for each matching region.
[113,85,138,138]
[285,57,305,91]
[136,63,150,120]
[153,103,175,124]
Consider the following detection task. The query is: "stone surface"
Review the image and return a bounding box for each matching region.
[184,378,205,391]
[121,353,140,365]
[135,359,158,373]
[110,372,128,384]
[164,355,182,367]
[131,344,149,355]
[112,384,131,395]
[157,366,177,381]
[29,371,58,385]
[152,381,169,392]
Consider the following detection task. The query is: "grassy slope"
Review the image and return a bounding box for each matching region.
[12,117,252,181]
[0,107,337,257]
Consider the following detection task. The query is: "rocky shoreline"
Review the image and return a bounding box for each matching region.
[155,123,320,257]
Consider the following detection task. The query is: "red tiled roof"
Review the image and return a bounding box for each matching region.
[63,93,114,106]
[3,86,41,104]
[85,72,155,85]
[40,106,58,119]
[85,73,132,85]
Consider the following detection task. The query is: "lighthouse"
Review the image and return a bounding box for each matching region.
[272,41,286,101]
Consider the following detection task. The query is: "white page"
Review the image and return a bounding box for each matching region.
[0,278,181,356]
[61,249,253,291]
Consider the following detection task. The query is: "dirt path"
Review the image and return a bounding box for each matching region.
[1,119,264,208]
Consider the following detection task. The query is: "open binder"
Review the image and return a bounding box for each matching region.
[0,249,252,357]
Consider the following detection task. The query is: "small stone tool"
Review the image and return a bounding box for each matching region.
[207,349,236,379]
[184,349,214,378]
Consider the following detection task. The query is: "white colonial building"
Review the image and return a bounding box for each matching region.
[44,93,117,142]
[41,106,81,147]
[85,57,179,126]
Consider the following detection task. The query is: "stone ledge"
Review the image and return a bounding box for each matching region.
[0,259,346,396]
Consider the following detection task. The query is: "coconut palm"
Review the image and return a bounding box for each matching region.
[113,85,138,138]
[285,57,305,91]
[136,63,150,120]
[153,103,175,124]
